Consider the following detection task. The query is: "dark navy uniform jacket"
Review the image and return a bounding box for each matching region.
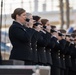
[9,21,34,61]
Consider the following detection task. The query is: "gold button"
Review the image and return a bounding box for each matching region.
[49,53,51,54]
[58,50,60,52]
[63,55,65,58]
[63,58,65,60]
[44,50,46,52]
[69,55,71,58]
[36,49,37,51]
[58,53,60,56]
[31,48,32,50]
[30,43,31,45]
[58,57,60,58]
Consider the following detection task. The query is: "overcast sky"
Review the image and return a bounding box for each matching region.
[0,0,76,14]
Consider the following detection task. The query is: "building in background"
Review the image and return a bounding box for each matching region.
[0,0,76,29]
[0,0,76,59]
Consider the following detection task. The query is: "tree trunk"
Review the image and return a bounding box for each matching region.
[66,0,70,29]
[0,0,3,65]
[59,0,64,29]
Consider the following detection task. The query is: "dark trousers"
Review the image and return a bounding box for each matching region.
[24,60,32,65]
[60,69,65,75]
[69,69,76,75]
[38,62,47,66]
[0,54,2,65]
[32,62,38,65]
[64,68,69,75]
[51,66,60,75]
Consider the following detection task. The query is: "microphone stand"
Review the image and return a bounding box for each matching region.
[0,0,3,65]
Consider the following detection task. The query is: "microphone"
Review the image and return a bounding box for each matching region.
[43,26,46,29]
[34,22,42,26]
[25,18,30,22]
[50,29,57,33]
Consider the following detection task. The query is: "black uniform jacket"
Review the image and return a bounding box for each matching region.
[9,21,34,61]
[37,31,49,64]
[65,41,72,68]
[0,52,2,65]
[51,37,66,68]
[31,30,40,63]
[45,32,55,65]
[59,39,66,69]
[70,43,76,71]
